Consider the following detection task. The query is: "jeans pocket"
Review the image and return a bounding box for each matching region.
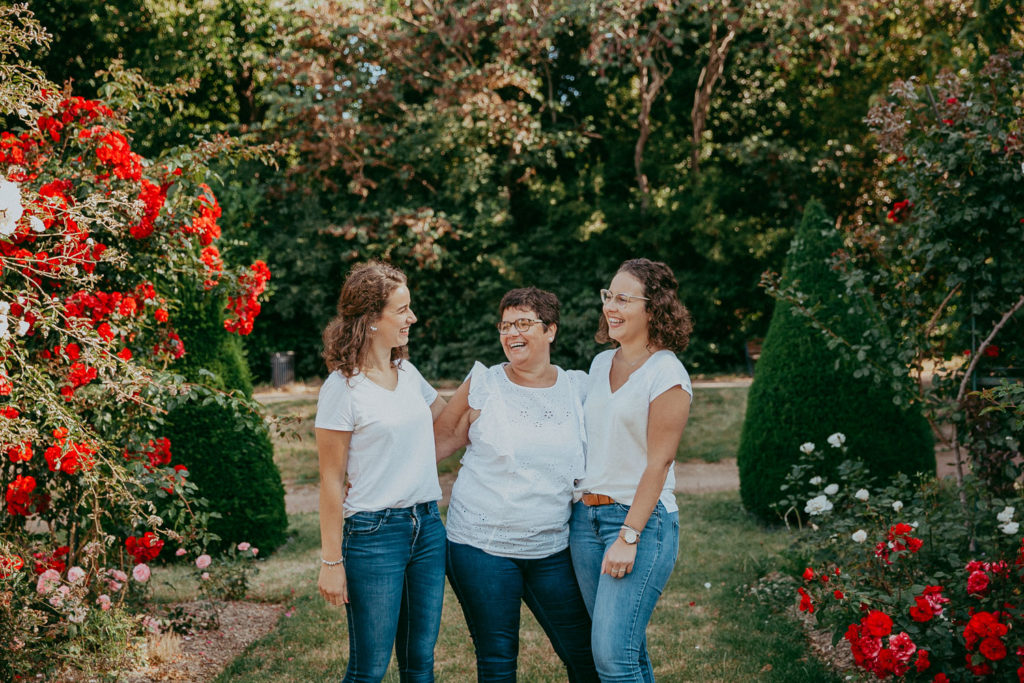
[344,509,387,536]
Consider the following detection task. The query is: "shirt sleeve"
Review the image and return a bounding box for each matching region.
[466,361,490,410]
[566,369,589,404]
[647,352,693,403]
[405,361,439,406]
[315,372,355,431]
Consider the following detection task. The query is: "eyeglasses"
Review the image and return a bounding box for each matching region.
[496,318,545,335]
[600,289,649,307]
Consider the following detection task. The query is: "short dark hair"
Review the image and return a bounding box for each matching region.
[595,258,693,353]
[499,287,560,344]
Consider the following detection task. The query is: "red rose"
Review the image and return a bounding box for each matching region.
[802,567,815,581]
[863,610,893,637]
[980,637,1007,661]
[967,570,991,595]
[915,649,930,672]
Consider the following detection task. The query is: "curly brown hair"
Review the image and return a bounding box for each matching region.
[595,258,693,353]
[322,261,409,377]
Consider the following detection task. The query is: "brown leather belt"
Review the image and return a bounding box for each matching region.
[581,493,616,506]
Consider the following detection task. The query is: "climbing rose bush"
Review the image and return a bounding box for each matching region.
[0,93,269,677]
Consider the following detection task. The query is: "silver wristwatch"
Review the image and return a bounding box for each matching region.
[619,524,640,545]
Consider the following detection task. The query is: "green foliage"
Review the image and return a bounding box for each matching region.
[165,288,286,553]
[738,200,934,521]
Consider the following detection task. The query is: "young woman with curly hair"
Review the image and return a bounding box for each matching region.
[315,261,453,682]
[571,257,694,682]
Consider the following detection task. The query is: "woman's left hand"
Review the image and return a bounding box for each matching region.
[601,538,637,579]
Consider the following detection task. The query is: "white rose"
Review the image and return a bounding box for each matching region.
[16,320,29,336]
[29,216,45,233]
[804,494,833,516]
[800,442,815,454]
[0,178,24,237]
[855,489,870,501]
[809,476,823,486]
[892,500,903,512]
[827,432,846,448]
[824,484,839,496]
[851,529,868,543]
[997,506,1015,524]
[1000,522,1019,535]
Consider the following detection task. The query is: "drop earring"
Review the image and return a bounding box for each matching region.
[370,326,378,332]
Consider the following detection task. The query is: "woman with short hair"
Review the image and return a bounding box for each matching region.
[435,287,599,683]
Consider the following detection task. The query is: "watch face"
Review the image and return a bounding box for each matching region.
[622,528,638,544]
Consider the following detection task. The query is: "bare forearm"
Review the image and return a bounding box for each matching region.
[624,459,673,531]
[319,478,346,561]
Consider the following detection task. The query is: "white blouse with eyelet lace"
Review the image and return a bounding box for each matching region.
[445,362,588,559]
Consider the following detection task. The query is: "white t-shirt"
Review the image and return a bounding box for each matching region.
[446,362,588,558]
[314,361,441,517]
[575,349,692,513]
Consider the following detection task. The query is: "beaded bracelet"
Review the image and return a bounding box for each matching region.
[321,556,344,567]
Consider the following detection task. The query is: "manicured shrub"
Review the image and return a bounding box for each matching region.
[164,289,287,553]
[737,200,934,521]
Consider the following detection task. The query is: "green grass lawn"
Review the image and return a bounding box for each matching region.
[678,386,748,463]
[210,492,837,682]
[177,383,838,682]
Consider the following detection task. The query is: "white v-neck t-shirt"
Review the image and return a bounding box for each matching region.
[575,349,692,512]
[315,361,441,517]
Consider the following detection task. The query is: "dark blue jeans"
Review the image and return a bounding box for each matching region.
[446,540,599,683]
[342,501,446,683]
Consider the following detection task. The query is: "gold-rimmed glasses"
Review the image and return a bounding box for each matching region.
[496,318,545,335]
[599,289,649,307]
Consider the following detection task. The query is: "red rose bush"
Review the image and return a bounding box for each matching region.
[0,88,270,677]
[780,437,1024,680]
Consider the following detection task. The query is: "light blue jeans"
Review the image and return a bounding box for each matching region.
[569,500,679,683]
[342,501,446,683]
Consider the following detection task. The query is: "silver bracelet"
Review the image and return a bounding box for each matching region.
[321,556,344,567]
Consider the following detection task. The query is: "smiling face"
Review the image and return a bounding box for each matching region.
[603,271,650,346]
[373,285,416,349]
[499,306,554,367]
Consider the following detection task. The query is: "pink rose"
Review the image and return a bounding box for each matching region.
[36,568,61,594]
[175,548,187,557]
[97,594,112,611]
[251,547,258,557]
[132,563,151,582]
[236,542,250,551]
[67,566,86,583]
[201,572,210,581]
[195,554,212,569]
[108,568,128,582]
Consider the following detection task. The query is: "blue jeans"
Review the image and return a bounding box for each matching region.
[446,541,599,683]
[569,501,679,683]
[342,501,446,683]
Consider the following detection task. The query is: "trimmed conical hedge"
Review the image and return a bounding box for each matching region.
[737,200,934,521]
[165,288,288,553]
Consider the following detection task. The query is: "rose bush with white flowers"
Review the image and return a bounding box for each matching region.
[779,436,1024,680]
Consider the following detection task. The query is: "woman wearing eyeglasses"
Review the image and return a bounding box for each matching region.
[571,258,693,682]
[434,287,599,683]
[315,261,452,682]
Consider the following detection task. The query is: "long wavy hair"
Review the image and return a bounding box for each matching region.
[322,261,409,377]
[595,258,693,353]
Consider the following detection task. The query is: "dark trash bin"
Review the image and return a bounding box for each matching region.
[271,351,295,388]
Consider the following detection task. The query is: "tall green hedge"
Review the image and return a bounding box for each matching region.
[166,288,287,553]
[737,200,934,522]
